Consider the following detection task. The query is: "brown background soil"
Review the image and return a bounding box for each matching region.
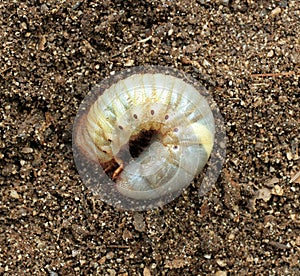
[0,0,299,275]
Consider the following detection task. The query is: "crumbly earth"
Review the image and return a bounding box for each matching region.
[0,0,299,275]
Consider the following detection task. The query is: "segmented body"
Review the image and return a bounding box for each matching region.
[75,71,215,201]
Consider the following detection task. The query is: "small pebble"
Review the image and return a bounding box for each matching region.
[267,50,274,58]
[10,190,20,199]
[124,59,134,67]
[271,7,281,16]
[22,147,33,153]
[40,4,49,13]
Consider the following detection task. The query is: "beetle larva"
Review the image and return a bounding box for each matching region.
[73,66,222,210]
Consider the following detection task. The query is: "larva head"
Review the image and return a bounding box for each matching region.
[72,66,226,210]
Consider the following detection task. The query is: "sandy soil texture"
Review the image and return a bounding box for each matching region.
[0,0,299,275]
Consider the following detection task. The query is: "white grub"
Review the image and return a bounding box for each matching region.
[74,67,215,202]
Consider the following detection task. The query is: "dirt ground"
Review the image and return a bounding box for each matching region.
[0,0,299,275]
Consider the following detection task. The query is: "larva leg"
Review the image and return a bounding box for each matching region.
[112,158,124,180]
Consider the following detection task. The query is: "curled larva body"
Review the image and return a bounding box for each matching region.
[73,66,221,210]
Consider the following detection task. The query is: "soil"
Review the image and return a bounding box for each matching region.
[0,0,299,275]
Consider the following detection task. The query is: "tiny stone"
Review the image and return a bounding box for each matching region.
[41,4,49,13]
[122,229,133,240]
[221,0,230,6]
[10,190,20,199]
[22,147,33,153]
[271,185,284,196]
[215,271,227,276]
[124,59,134,67]
[256,188,272,202]
[265,177,279,188]
[203,59,211,68]
[278,96,288,103]
[106,251,114,259]
[271,7,281,16]
[228,233,235,241]
[107,269,116,276]
[255,142,264,150]
[99,256,106,264]
[216,259,227,267]
[286,151,293,160]
[79,260,86,265]
[295,236,300,246]
[72,250,80,257]
[143,267,151,276]
[150,263,157,269]
[290,186,296,192]
[133,212,146,232]
[168,29,174,36]
[20,22,27,30]
[279,0,288,7]
[267,50,274,58]
[181,56,192,65]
